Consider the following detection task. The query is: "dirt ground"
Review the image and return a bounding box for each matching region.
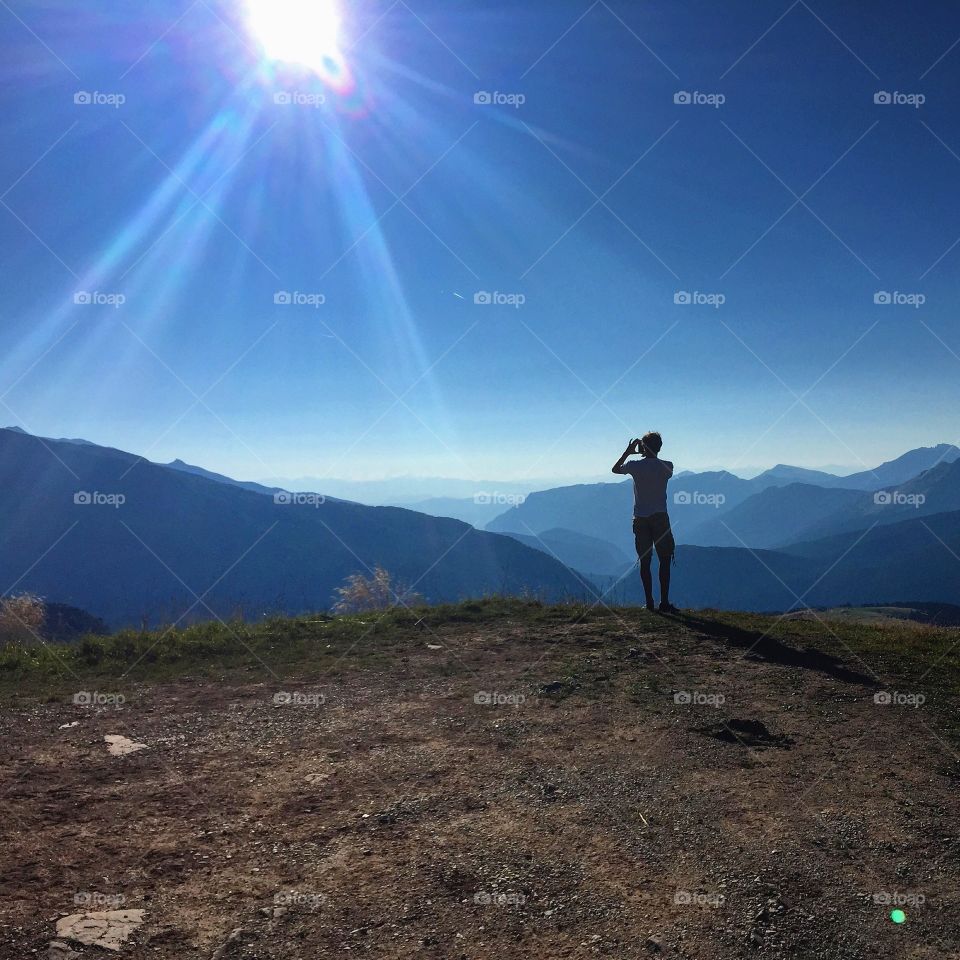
[1,612,958,959]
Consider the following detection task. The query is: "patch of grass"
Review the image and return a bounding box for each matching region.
[2,600,958,724]
[703,609,960,699]
[0,597,547,696]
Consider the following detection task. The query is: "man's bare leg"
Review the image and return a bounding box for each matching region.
[659,557,670,607]
[640,556,655,610]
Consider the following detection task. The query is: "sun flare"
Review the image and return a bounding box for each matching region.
[246,0,343,73]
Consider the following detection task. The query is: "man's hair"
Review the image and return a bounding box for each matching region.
[641,431,663,454]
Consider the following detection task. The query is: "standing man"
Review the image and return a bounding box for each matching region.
[612,432,678,613]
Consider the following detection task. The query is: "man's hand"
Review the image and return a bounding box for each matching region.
[613,439,638,474]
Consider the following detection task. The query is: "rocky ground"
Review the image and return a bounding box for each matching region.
[1,607,958,959]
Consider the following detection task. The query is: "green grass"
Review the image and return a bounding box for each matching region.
[807,606,932,624]
[0,598,612,698]
[2,598,958,712]
[703,608,960,699]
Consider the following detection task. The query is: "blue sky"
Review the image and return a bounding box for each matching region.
[2,0,960,486]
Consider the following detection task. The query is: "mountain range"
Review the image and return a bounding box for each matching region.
[485,444,960,555]
[0,428,588,627]
[688,458,960,548]
[3,427,959,625]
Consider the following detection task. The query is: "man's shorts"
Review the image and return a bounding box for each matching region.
[633,512,675,562]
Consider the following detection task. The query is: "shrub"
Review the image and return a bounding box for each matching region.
[0,594,46,646]
[332,566,422,614]
[77,636,107,665]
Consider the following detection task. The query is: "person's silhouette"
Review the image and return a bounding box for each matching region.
[612,432,678,613]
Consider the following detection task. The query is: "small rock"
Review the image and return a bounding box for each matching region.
[104,734,148,756]
[644,936,662,953]
[47,941,76,959]
[211,927,245,960]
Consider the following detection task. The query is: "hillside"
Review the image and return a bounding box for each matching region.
[497,527,632,576]
[598,545,820,611]
[595,512,960,612]
[686,484,866,548]
[0,429,587,626]
[1,600,957,959]
[780,509,960,607]
[165,459,287,497]
[385,495,513,528]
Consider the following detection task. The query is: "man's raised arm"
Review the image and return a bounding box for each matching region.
[612,439,638,474]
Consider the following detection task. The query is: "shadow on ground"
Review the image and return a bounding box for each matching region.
[680,614,879,687]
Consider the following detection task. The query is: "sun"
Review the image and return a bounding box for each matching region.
[246,0,343,74]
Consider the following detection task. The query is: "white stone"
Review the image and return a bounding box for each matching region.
[104,734,148,756]
[55,909,146,951]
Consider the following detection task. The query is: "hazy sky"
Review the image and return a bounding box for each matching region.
[2,0,960,484]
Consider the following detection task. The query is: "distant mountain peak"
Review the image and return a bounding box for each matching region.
[4,425,95,446]
[756,463,839,479]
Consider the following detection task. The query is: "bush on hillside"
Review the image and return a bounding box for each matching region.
[0,593,46,645]
[332,566,422,614]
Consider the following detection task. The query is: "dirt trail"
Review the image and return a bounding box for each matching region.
[1,615,958,959]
